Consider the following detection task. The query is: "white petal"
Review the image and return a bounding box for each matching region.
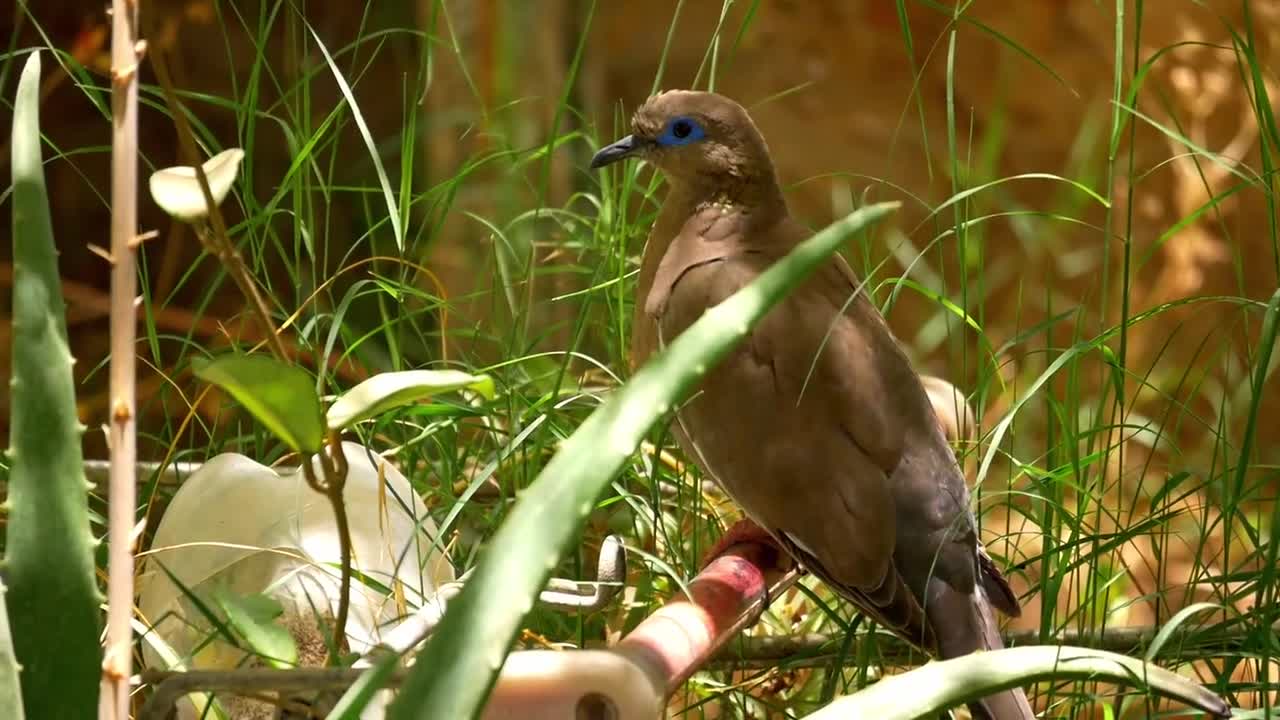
[147,147,245,222]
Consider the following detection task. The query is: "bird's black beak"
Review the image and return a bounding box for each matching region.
[590,134,645,169]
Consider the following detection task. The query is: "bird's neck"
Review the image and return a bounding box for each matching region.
[627,174,777,366]
[670,171,787,218]
[696,169,783,208]
[643,171,789,268]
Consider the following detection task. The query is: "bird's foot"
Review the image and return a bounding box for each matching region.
[696,518,796,630]
[700,518,790,571]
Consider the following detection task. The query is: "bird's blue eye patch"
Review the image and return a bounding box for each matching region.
[657,115,706,146]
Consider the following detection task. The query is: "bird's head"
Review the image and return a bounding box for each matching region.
[590,90,776,188]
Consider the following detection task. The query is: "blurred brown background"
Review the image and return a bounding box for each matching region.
[2,0,1278,638]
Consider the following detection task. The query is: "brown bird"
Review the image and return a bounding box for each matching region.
[591,90,1034,719]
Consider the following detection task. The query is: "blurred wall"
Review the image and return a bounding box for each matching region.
[2,0,1277,479]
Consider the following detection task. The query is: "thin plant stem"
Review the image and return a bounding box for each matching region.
[101,0,142,718]
[191,223,288,360]
[325,435,352,655]
[302,443,352,656]
[145,39,287,361]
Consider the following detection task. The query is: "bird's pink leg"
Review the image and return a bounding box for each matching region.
[699,517,791,571]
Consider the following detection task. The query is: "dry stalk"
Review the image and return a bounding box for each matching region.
[100,1,143,718]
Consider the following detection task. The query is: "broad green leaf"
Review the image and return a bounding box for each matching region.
[806,645,1229,719]
[326,370,495,431]
[213,590,298,670]
[194,354,325,454]
[7,50,98,718]
[148,147,245,222]
[337,202,901,720]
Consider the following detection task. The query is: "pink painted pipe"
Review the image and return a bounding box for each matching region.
[481,541,794,719]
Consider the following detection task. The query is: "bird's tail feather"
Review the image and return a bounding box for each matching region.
[977,543,1021,618]
[928,580,1035,720]
[778,532,937,652]
[966,585,1035,720]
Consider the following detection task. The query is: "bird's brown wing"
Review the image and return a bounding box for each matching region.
[828,244,1024,622]
[647,222,935,651]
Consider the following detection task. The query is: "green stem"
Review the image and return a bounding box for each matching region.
[303,441,352,658]
[196,223,289,359]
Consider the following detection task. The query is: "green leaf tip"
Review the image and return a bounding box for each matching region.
[325,369,496,431]
[213,589,298,670]
[193,353,326,455]
[8,45,98,718]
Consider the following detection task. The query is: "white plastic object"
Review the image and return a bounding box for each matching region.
[138,441,455,719]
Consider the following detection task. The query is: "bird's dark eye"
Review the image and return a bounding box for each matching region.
[672,120,692,139]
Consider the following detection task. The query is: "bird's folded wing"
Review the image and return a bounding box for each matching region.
[747,259,937,650]
[775,532,935,652]
[643,208,747,320]
[648,227,936,651]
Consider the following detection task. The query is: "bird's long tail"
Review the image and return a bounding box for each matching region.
[968,587,1036,720]
[928,580,1036,720]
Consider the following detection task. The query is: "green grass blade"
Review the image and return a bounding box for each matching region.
[363,201,900,720]
[1144,602,1220,663]
[5,50,101,718]
[324,653,399,720]
[307,23,404,252]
